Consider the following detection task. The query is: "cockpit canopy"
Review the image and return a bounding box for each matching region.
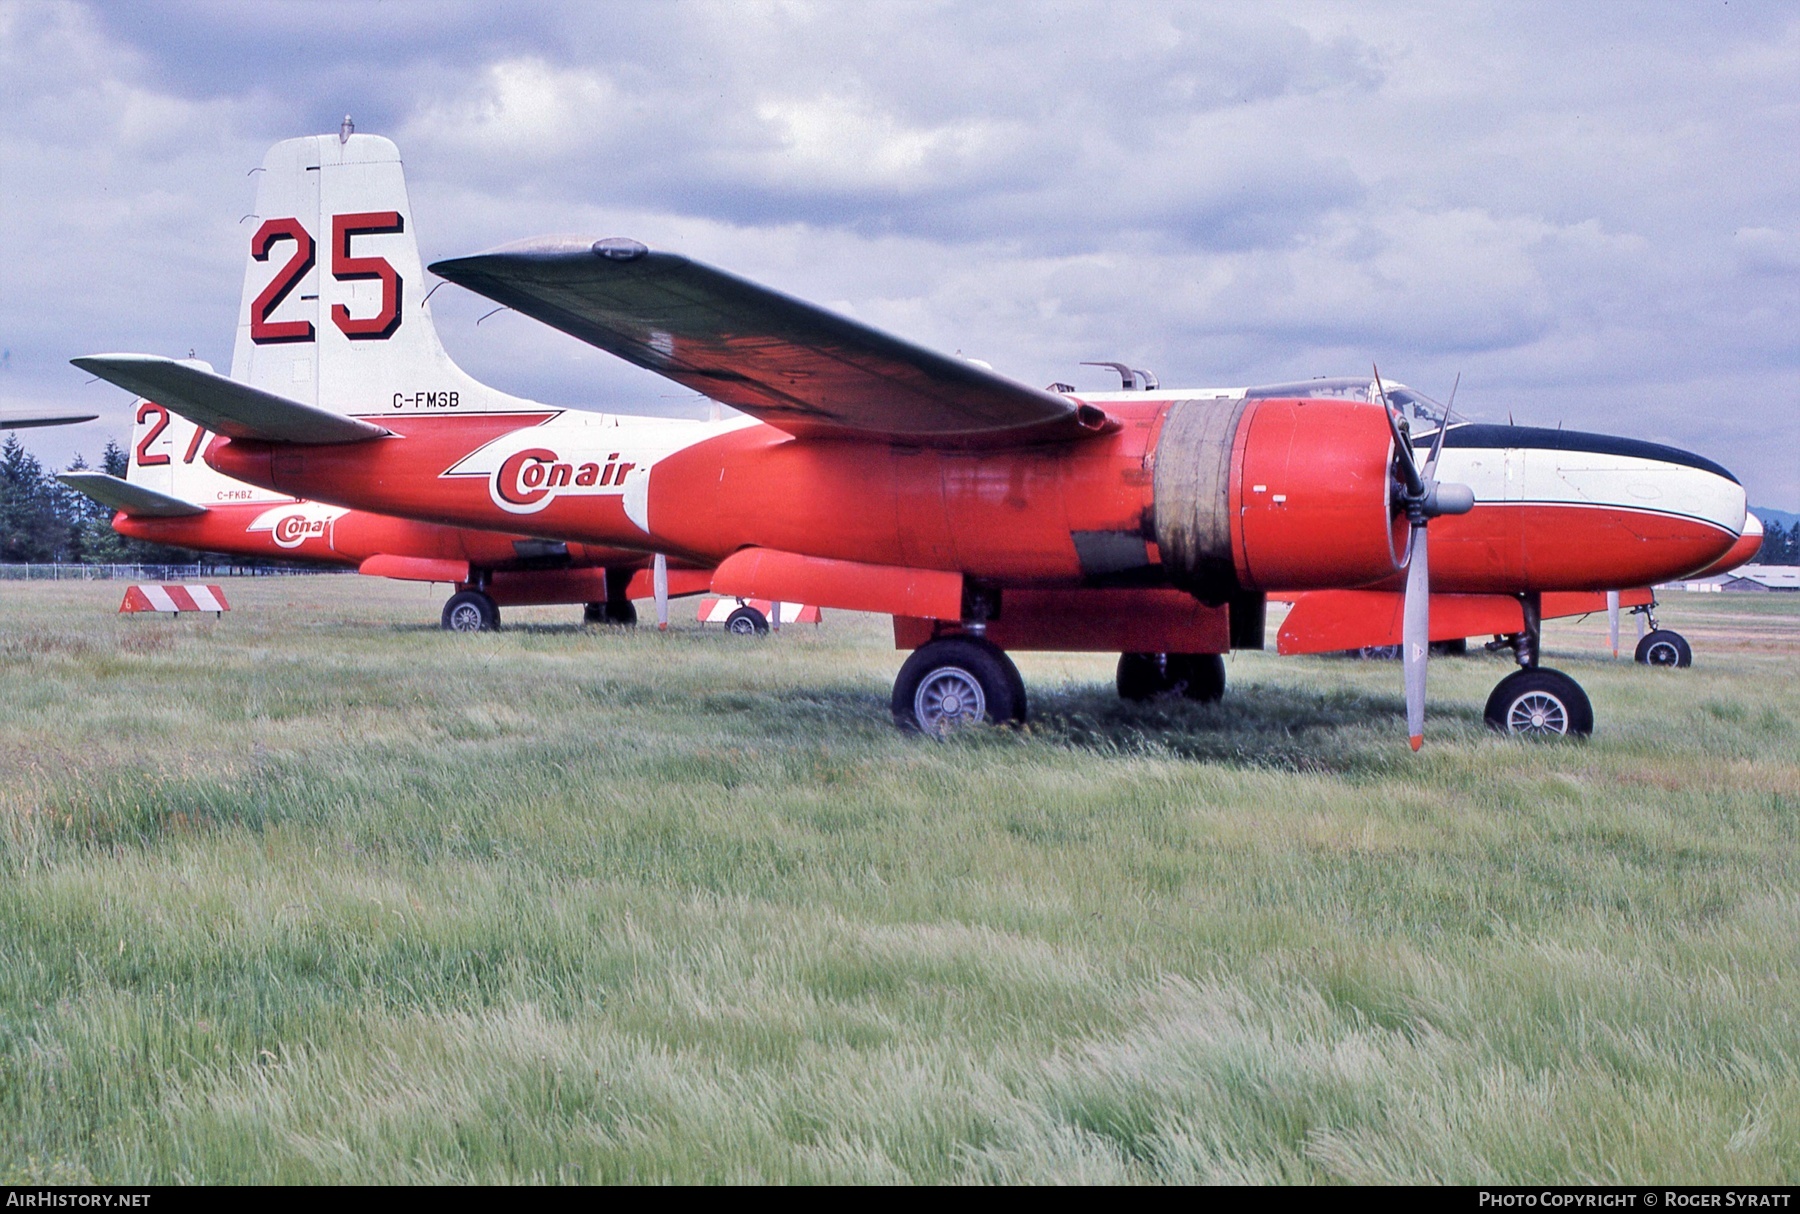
[1240,377,1457,432]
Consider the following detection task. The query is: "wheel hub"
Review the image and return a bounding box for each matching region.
[914,667,985,735]
[1508,691,1567,736]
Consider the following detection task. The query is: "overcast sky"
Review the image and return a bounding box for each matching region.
[3,0,1796,508]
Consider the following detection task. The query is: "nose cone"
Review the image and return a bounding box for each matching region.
[1426,424,1745,591]
[1686,511,1764,580]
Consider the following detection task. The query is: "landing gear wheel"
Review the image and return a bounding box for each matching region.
[583,602,606,625]
[1168,653,1225,702]
[602,600,637,626]
[1484,668,1594,739]
[892,637,1026,735]
[1635,629,1691,668]
[725,606,769,636]
[1117,653,1226,702]
[442,590,499,633]
[1117,653,1167,701]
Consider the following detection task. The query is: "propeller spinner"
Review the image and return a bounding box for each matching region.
[1374,367,1475,750]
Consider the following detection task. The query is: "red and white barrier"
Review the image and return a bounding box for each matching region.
[120,584,230,616]
[696,597,821,626]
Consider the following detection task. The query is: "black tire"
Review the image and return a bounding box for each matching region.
[1117,652,1226,702]
[725,606,769,636]
[583,602,606,624]
[1116,653,1167,701]
[602,600,638,626]
[1432,638,1468,656]
[1484,667,1594,739]
[892,637,1026,734]
[1635,629,1692,668]
[1167,653,1226,702]
[442,590,499,632]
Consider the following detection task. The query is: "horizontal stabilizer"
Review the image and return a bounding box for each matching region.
[1,410,99,430]
[431,240,1113,448]
[56,471,206,518]
[70,354,388,445]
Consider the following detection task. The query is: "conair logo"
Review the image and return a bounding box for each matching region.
[247,503,346,549]
[493,449,637,514]
[439,422,664,532]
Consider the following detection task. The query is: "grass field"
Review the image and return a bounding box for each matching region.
[2,577,1797,1183]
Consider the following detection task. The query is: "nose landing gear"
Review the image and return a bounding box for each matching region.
[1484,591,1593,738]
[1635,630,1692,667]
[1623,598,1691,666]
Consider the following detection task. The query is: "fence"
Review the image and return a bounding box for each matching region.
[0,564,350,581]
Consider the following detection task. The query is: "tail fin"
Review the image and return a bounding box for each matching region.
[230,133,537,417]
[125,367,287,505]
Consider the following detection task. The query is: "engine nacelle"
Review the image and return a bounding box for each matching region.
[1153,396,1400,597]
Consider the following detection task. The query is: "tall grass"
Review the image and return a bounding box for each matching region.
[1,579,1796,1182]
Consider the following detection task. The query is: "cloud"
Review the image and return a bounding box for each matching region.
[3,0,1798,507]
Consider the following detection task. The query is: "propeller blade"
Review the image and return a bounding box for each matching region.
[1422,372,1459,480]
[1404,521,1430,750]
[653,553,670,630]
[1373,364,1423,498]
[1607,589,1620,658]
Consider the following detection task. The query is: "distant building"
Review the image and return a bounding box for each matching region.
[1666,564,1800,593]
[1720,565,1799,592]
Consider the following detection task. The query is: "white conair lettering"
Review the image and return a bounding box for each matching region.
[246,502,346,547]
[489,446,640,515]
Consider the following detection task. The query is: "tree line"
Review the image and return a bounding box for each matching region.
[0,435,196,564]
[1759,519,1800,566]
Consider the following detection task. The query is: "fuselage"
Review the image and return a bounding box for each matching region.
[113,498,653,575]
[204,399,1745,604]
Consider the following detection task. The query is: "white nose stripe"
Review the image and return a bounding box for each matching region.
[1432,447,1745,534]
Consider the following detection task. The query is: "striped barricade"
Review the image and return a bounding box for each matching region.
[120,584,230,617]
[696,597,822,627]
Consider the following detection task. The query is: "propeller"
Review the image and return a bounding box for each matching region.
[1374,367,1475,750]
[1606,589,1621,658]
[653,553,670,630]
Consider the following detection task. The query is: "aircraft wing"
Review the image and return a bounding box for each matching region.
[71,355,388,445]
[429,240,1112,447]
[57,471,206,518]
[1,410,99,429]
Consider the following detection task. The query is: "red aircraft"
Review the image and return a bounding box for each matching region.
[58,133,719,632]
[73,133,1751,746]
[57,402,711,630]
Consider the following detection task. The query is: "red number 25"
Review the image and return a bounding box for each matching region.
[249,212,403,344]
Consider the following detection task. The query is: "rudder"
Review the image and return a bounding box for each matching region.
[230,133,537,417]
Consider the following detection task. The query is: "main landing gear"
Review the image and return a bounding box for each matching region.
[892,636,1026,735]
[725,605,770,636]
[1116,652,1226,703]
[442,588,500,632]
[584,600,638,626]
[584,567,639,626]
[1483,592,1593,739]
[890,638,1233,736]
